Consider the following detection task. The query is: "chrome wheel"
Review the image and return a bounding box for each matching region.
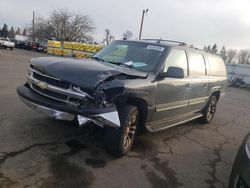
[104,105,139,157]
[207,99,216,120]
[123,111,138,149]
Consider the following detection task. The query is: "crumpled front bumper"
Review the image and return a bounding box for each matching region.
[17,85,120,128]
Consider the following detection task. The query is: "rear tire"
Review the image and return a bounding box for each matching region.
[200,95,218,124]
[104,105,139,157]
[10,47,13,51]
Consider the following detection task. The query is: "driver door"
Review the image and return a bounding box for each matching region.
[152,49,191,123]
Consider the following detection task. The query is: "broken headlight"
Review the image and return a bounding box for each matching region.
[94,90,109,107]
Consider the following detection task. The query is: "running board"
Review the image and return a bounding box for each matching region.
[146,114,203,132]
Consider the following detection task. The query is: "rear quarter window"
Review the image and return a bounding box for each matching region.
[207,55,226,76]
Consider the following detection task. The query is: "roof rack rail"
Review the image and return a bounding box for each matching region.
[141,38,187,46]
[189,45,201,51]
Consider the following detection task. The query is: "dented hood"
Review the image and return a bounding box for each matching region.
[31,57,147,90]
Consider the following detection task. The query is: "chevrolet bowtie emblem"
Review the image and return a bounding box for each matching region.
[37,81,48,89]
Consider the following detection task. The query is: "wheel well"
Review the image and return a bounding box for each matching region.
[115,97,148,130]
[211,91,220,101]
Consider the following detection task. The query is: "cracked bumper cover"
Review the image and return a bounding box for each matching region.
[17,85,120,128]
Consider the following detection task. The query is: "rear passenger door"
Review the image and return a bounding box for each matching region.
[187,51,209,112]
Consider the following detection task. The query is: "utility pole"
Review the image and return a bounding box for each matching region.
[139,9,148,40]
[32,11,35,43]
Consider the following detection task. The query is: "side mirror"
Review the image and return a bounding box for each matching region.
[159,66,185,79]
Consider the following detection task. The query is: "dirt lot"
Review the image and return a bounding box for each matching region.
[0,49,249,188]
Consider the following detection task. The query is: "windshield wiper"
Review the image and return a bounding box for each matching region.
[92,57,120,66]
[91,56,105,62]
[107,61,135,69]
[92,57,136,70]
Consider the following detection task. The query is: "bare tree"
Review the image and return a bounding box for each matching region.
[122,30,133,40]
[30,9,95,42]
[238,50,250,64]
[103,29,114,45]
[227,49,237,64]
[203,45,208,52]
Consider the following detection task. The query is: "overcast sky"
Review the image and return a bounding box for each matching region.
[0,0,249,49]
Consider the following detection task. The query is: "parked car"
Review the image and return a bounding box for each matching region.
[23,42,35,51]
[36,42,47,53]
[0,37,15,50]
[17,39,227,157]
[229,133,250,188]
[23,42,32,50]
[14,40,26,49]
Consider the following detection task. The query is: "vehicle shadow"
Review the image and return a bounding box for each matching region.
[2,116,203,188]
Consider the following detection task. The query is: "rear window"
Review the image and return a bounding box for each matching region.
[188,52,206,76]
[207,55,226,76]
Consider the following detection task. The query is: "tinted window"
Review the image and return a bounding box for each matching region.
[164,49,188,76]
[189,52,206,76]
[207,55,226,76]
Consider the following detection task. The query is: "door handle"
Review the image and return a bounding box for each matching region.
[185,83,191,88]
[204,83,208,87]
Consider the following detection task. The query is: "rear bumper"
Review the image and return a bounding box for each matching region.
[17,84,120,128]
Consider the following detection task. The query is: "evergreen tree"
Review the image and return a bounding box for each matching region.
[211,44,218,53]
[8,26,15,38]
[207,45,211,52]
[1,24,8,37]
[15,27,21,35]
[22,28,27,36]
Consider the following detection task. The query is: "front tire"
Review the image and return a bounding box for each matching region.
[200,95,218,124]
[104,105,139,157]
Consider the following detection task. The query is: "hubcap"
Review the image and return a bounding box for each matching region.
[123,111,137,149]
[207,100,216,120]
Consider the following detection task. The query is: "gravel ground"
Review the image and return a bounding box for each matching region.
[0,49,249,188]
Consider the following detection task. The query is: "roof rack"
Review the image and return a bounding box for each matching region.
[189,45,202,51]
[141,38,187,46]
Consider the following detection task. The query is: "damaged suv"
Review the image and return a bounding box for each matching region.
[17,39,227,157]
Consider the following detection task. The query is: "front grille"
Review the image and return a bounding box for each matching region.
[33,72,70,89]
[28,66,92,105]
[32,84,68,100]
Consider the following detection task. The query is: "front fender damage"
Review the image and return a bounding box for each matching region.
[77,110,120,128]
[77,76,126,128]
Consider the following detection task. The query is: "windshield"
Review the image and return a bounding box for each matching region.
[93,41,165,72]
